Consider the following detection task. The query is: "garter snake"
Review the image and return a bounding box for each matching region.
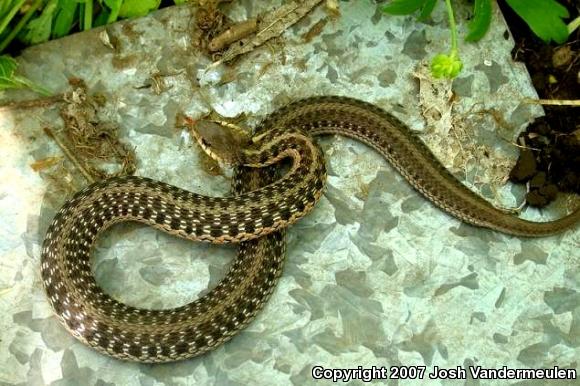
[41,96,579,362]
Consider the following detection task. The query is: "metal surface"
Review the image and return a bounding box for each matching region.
[1,1,578,385]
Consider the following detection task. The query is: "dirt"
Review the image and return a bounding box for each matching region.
[498,0,579,207]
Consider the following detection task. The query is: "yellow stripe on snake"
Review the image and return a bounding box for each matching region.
[41,96,579,362]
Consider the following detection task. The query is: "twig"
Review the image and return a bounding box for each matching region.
[0,286,13,296]
[209,18,258,52]
[509,141,541,152]
[523,98,580,107]
[0,93,64,111]
[44,127,95,183]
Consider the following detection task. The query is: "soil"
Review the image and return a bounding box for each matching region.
[498,0,580,207]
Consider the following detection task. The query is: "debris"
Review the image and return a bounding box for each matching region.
[47,78,137,182]
[413,62,514,205]
[218,0,324,63]
[551,45,573,68]
[0,287,13,296]
[98,29,117,50]
[30,156,63,172]
[209,18,258,52]
[522,98,580,106]
[0,94,64,111]
[193,0,229,54]
[44,127,96,183]
[302,18,328,43]
[216,67,238,85]
[325,0,341,18]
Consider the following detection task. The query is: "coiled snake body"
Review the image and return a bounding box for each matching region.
[41,97,579,362]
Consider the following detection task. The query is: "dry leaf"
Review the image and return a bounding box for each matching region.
[98,29,116,50]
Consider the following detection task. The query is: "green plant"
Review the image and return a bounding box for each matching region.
[0,54,50,95]
[0,0,187,95]
[381,0,579,79]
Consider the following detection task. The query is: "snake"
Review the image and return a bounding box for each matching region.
[41,96,579,363]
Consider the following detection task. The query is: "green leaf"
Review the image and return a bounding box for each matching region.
[430,52,463,79]
[465,0,492,42]
[0,54,51,95]
[381,0,427,15]
[104,0,122,23]
[20,0,58,45]
[418,0,437,21]
[118,0,160,19]
[0,54,17,78]
[93,9,110,26]
[505,0,569,44]
[0,0,19,18]
[0,76,22,90]
[53,0,79,38]
[103,0,122,9]
[81,0,93,30]
[174,0,189,4]
[0,0,26,36]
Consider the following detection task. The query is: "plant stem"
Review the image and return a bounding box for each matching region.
[0,93,63,111]
[0,0,27,36]
[444,0,458,56]
[83,0,93,31]
[20,77,52,96]
[568,16,580,34]
[44,127,96,183]
[0,0,44,53]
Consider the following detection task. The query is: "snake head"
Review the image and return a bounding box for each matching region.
[191,120,252,165]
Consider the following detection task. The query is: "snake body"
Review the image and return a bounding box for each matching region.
[41,96,579,362]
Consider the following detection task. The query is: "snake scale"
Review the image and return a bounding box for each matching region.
[41,96,579,362]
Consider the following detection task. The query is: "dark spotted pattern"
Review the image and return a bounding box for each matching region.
[41,97,580,363]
